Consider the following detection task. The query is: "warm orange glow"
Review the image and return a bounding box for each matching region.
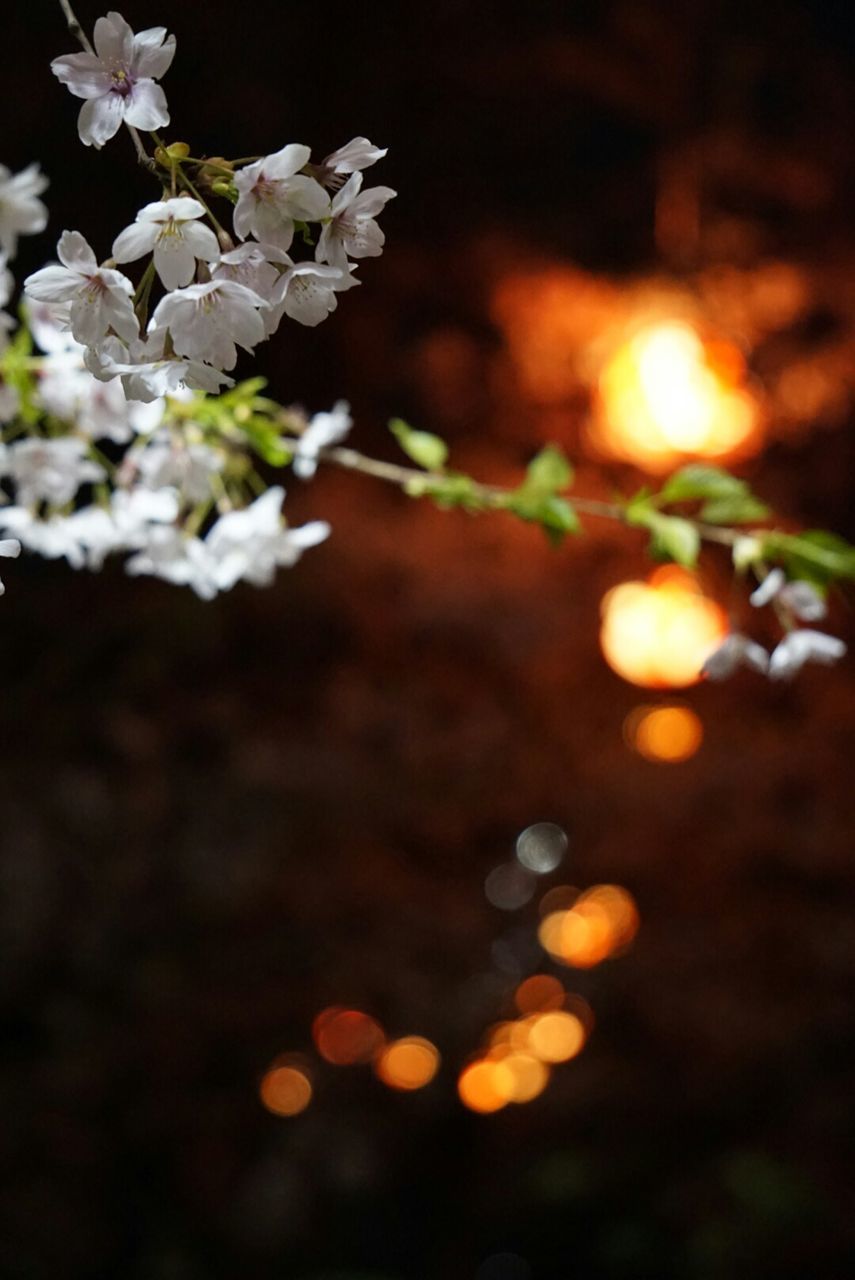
[375,1037,440,1091]
[312,1007,385,1065]
[538,885,580,917]
[626,703,704,762]
[594,320,761,471]
[458,1059,513,1113]
[527,1010,587,1063]
[259,1064,313,1117]
[489,1048,551,1102]
[514,974,566,1015]
[600,568,728,688]
[539,886,640,967]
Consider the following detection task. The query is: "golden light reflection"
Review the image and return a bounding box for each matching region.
[375,1036,440,1091]
[312,1007,385,1066]
[600,567,728,688]
[458,1059,513,1113]
[259,1063,313,1117]
[594,320,762,471]
[526,1010,586,1063]
[538,886,640,967]
[488,1047,550,1102]
[626,703,704,762]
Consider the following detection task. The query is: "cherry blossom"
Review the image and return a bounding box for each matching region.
[0,162,49,259]
[0,437,105,507]
[233,145,329,250]
[212,241,288,306]
[750,567,827,621]
[269,260,358,328]
[701,632,770,681]
[112,197,220,290]
[125,525,217,598]
[150,279,267,371]
[84,334,234,402]
[316,137,388,189]
[0,537,21,595]
[131,432,224,504]
[51,11,175,149]
[291,402,353,479]
[24,231,138,347]
[768,629,847,680]
[316,172,396,271]
[205,486,330,590]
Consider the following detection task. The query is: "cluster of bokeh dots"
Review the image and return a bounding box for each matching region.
[259,824,640,1118]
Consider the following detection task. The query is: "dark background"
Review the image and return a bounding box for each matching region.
[2,2,855,1277]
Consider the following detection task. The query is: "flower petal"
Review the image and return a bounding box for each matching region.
[132,27,176,80]
[57,230,97,272]
[50,52,112,98]
[264,144,311,180]
[93,11,134,64]
[23,265,80,303]
[123,79,170,131]
[112,221,158,263]
[78,94,125,148]
[153,238,197,290]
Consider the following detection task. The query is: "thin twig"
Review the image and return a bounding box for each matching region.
[58,0,94,53]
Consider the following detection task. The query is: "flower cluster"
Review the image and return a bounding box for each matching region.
[703,568,847,681]
[0,10,395,598]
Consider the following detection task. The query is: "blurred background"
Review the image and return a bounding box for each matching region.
[2,0,855,1276]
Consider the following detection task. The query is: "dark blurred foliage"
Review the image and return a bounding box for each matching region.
[1,1,855,1277]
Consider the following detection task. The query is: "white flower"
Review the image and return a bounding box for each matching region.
[112,197,220,290]
[233,145,329,250]
[0,163,48,259]
[701,632,770,681]
[212,240,288,303]
[317,137,387,189]
[125,525,217,598]
[316,172,396,271]
[269,259,358,328]
[0,537,21,595]
[84,333,233,402]
[0,507,93,569]
[291,401,353,479]
[24,231,138,347]
[150,279,267,371]
[131,432,224,504]
[0,382,19,423]
[0,436,105,507]
[205,486,330,590]
[768,629,846,680]
[51,11,175,149]
[70,485,180,569]
[750,567,827,622]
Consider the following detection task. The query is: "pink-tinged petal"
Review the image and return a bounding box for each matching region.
[23,265,80,303]
[131,28,176,80]
[232,192,255,241]
[264,144,312,180]
[78,94,125,148]
[253,203,295,251]
[343,219,385,259]
[50,52,112,98]
[324,137,387,173]
[182,221,220,262]
[94,11,134,64]
[123,79,170,130]
[221,306,266,354]
[103,293,140,344]
[153,239,196,291]
[314,224,347,270]
[160,197,205,221]
[283,280,337,327]
[330,172,362,215]
[57,230,97,272]
[112,221,158,263]
[352,185,397,217]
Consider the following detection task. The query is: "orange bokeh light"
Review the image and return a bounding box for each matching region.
[312,1007,385,1065]
[594,320,762,471]
[375,1036,441,1091]
[626,703,704,762]
[514,974,566,1015]
[458,1059,513,1113]
[259,1063,313,1117]
[526,1010,587,1063]
[600,568,728,688]
[539,885,640,967]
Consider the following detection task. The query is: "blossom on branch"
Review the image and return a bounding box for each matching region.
[0,437,105,507]
[150,279,268,372]
[0,163,48,259]
[701,632,770,681]
[269,259,358,328]
[316,172,396,271]
[112,198,220,290]
[233,145,329,250]
[24,231,138,347]
[291,402,353,479]
[51,11,175,148]
[769,629,847,679]
[316,137,388,189]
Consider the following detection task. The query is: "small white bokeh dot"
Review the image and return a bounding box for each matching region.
[515,822,568,875]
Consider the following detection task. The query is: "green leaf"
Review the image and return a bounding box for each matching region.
[626,497,700,567]
[389,418,448,471]
[523,444,574,495]
[767,529,855,586]
[660,464,748,503]
[699,494,771,525]
[506,491,580,542]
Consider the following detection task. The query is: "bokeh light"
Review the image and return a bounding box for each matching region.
[489,1047,550,1102]
[312,1007,385,1065]
[514,974,566,1014]
[515,822,568,874]
[526,1010,587,1063]
[538,885,640,967]
[259,1062,313,1117]
[485,861,537,910]
[625,703,704,762]
[375,1036,441,1091]
[594,320,762,471]
[600,567,728,688]
[458,1059,514,1113]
